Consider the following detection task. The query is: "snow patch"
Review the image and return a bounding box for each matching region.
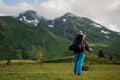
[118,33,120,35]
[101,30,110,34]
[19,18,23,21]
[48,25,54,28]
[63,19,66,22]
[52,21,54,24]
[92,23,102,28]
[66,13,75,17]
[34,23,37,26]
[104,36,110,39]
[23,16,39,26]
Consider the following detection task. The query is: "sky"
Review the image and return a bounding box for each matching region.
[0,0,120,32]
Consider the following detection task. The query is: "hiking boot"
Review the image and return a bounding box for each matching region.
[77,73,81,75]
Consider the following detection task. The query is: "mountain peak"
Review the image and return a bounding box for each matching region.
[17,10,38,20]
[63,12,77,17]
[24,10,37,15]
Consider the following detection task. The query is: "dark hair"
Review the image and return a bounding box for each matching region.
[76,34,83,45]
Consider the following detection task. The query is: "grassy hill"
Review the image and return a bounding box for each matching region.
[0,16,71,60]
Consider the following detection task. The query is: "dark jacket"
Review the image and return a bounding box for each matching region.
[73,34,90,53]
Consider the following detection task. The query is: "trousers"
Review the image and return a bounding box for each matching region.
[74,52,85,74]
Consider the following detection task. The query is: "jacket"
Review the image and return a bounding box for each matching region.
[73,34,90,53]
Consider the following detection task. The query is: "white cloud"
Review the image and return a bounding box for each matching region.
[109,24,120,32]
[0,0,120,32]
[0,0,23,16]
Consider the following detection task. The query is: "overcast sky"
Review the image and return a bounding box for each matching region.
[0,0,120,32]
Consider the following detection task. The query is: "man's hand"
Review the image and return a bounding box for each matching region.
[89,48,93,54]
[89,48,92,52]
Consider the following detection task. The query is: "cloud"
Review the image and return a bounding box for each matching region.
[108,24,120,32]
[0,0,23,16]
[0,0,120,32]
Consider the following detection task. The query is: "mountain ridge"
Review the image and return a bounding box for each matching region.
[16,10,120,60]
[0,10,120,60]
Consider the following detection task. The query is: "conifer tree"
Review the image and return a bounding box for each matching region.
[109,54,112,61]
[98,50,105,58]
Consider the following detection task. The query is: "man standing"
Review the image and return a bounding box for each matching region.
[72,31,92,75]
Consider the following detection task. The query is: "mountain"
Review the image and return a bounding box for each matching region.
[50,12,120,59]
[16,10,49,28]
[17,11,120,42]
[0,16,71,60]
[17,10,120,60]
[50,12,119,41]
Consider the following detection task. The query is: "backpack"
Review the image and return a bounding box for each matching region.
[69,34,84,53]
[69,44,76,51]
[69,44,84,53]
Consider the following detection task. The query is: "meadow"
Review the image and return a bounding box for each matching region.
[0,60,120,80]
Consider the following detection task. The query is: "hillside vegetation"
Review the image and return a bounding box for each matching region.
[0,16,71,60]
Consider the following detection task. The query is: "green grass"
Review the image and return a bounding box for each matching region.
[0,60,120,80]
[43,54,114,64]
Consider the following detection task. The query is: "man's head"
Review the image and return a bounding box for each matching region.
[77,31,86,40]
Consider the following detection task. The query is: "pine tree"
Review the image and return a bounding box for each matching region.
[109,54,112,61]
[98,50,105,58]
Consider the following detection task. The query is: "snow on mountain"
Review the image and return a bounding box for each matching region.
[92,23,102,28]
[52,21,54,24]
[65,12,76,17]
[22,16,39,26]
[48,25,54,28]
[16,11,120,49]
[104,36,110,39]
[101,30,110,34]
[63,19,66,22]
[34,23,37,26]
[19,18,23,21]
[118,33,120,35]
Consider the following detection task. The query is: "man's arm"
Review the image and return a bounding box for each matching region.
[85,40,92,52]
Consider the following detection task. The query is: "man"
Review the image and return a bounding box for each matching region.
[73,31,92,75]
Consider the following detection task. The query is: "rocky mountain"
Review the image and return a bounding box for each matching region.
[16,10,120,60]
[17,11,120,41]
[48,12,119,41]
[16,10,49,28]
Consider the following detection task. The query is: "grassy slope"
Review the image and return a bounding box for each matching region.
[0,16,71,60]
[89,41,120,61]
